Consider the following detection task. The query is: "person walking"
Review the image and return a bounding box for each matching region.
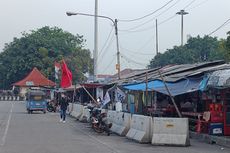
[59,93,69,123]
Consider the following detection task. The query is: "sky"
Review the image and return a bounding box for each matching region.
[0,0,230,75]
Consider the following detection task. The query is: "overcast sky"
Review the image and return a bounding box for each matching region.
[1,0,230,75]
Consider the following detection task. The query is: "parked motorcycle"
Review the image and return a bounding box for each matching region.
[47,100,57,112]
[88,105,112,135]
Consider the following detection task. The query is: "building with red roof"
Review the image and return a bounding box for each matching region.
[13,67,55,96]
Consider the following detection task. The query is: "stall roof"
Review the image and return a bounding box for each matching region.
[80,83,104,88]
[123,77,206,96]
[112,60,227,84]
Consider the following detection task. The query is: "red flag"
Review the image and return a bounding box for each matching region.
[61,60,72,88]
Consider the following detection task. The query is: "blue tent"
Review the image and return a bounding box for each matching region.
[123,77,207,96]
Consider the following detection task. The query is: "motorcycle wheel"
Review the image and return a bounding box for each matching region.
[47,106,53,112]
[93,124,104,133]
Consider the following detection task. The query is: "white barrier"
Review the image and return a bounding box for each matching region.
[107,110,116,123]
[5,96,7,101]
[126,114,152,143]
[79,107,90,122]
[70,104,83,119]
[110,111,131,136]
[17,96,20,101]
[151,117,190,146]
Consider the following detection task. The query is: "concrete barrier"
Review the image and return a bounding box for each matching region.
[110,111,131,136]
[151,117,190,146]
[17,96,20,101]
[0,97,3,101]
[126,114,152,143]
[79,106,90,122]
[70,104,83,119]
[5,96,8,101]
[107,110,116,123]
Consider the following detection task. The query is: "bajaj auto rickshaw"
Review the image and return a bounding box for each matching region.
[26,90,47,114]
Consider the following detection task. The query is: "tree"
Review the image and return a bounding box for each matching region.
[148,35,225,68]
[0,26,93,89]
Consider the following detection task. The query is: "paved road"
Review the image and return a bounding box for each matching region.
[0,101,229,153]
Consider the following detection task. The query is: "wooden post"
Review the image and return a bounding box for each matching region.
[158,70,182,117]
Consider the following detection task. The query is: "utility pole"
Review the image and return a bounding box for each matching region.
[94,0,98,81]
[176,10,188,46]
[155,19,159,55]
[115,19,121,79]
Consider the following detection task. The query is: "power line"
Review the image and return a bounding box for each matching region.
[121,46,154,56]
[119,0,181,31]
[187,0,210,11]
[120,52,148,67]
[183,0,196,9]
[98,27,114,57]
[119,14,177,33]
[208,18,230,36]
[101,55,116,74]
[118,0,175,22]
[98,35,115,64]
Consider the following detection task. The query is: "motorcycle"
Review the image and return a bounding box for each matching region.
[88,105,112,135]
[47,100,57,112]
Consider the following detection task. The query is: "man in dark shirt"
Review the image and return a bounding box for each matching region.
[59,93,69,123]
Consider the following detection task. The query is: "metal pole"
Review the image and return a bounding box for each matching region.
[94,0,98,81]
[155,19,159,55]
[181,13,183,46]
[176,10,188,46]
[115,19,121,79]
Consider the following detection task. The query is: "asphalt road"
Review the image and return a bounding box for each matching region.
[0,101,229,153]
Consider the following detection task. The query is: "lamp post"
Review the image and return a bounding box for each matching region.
[66,12,121,80]
[176,10,188,46]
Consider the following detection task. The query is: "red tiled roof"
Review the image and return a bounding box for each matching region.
[13,67,55,87]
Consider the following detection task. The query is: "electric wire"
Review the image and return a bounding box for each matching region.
[101,55,116,73]
[187,0,210,11]
[118,0,175,22]
[183,0,196,9]
[208,18,230,36]
[98,35,115,64]
[120,52,148,67]
[98,27,114,57]
[119,0,181,31]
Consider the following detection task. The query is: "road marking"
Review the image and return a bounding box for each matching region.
[1,102,14,146]
[68,121,121,153]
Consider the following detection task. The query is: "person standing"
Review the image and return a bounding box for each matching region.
[59,93,69,123]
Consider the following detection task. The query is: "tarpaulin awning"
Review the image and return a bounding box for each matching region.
[207,69,230,87]
[123,77,206,96]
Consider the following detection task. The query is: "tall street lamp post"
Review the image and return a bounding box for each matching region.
[66,12,121,80]
[176,10,188,46]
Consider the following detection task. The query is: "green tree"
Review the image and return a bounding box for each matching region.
[148,35,225,68]
[0,26,93,89]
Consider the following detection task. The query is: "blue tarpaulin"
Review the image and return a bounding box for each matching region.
[123,77,206,96]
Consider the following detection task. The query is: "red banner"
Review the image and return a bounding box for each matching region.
[61,60,72,88]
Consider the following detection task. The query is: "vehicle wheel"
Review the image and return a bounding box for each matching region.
[93,124,104,133]
[47,107,53,112]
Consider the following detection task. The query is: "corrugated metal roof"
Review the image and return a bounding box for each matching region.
[111,60,228,84]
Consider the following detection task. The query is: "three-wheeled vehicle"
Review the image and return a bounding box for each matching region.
[26,90,47,114]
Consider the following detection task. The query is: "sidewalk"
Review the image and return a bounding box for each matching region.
[190,131,230,148]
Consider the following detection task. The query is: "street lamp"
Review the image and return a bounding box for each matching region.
[176,10,188,46]
[66,12,121,80]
